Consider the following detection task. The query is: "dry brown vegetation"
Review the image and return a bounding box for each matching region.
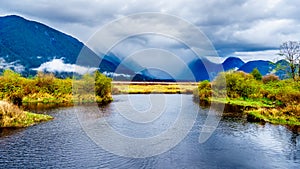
[112,81,198,94]
[0,101,52,127]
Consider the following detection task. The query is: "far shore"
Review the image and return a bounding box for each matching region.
[112,81,198,94]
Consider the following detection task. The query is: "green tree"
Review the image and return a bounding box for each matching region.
[196,80,212,100]
[251,68,262,81]
[94,71,112,98]
[213,71,260,99]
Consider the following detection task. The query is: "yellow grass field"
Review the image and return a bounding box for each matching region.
[112,81,198,94]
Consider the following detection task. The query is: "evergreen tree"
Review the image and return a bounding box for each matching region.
[251,68,262,81]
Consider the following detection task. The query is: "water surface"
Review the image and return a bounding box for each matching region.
[0,94,299,168]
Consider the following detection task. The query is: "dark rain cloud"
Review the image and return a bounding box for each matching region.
[1,0,300,60]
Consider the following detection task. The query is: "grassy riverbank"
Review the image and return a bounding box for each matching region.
[193,71,300,126]
[0,70,113,128]
[112,81,197,94]
[0,101,53,128]
[0,70,113,105]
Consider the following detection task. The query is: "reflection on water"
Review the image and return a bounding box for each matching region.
[21,102,73,113]
[0,128,25,137]
[0,94,299,168]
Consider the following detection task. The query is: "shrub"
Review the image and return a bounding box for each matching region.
[0,70,26,104]
[262,74,279,84]
[196,80,212,100]
[0,70,112,105]
[0,101,25,127]
[95,71,112,98]
[251,68,262,81]
[35,72,55,93]
[214,71,260,99]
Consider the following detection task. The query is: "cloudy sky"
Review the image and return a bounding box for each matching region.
[1,0,299,63]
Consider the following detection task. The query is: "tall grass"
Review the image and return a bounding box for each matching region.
[0,101,52,127]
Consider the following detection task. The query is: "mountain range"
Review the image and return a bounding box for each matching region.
[0,15,289,81]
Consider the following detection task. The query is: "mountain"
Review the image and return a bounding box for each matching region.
[100,53,135,75]
[274,60,290,79]
[133,68,176,82]
[188,57,291,81]
[0,15,291,81]
[238,60,274,75]
[0,15,79,68]
[238,60,291,79]
[222,57,244,71]
[188,58,224,81]
[0,15,124,76]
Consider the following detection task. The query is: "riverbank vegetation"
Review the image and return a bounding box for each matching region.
[0,101,52,127]
[0,69,112,127]
[0,70,113,105]
[193,70,300,126]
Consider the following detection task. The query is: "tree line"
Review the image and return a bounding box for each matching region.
[0,70,112,105]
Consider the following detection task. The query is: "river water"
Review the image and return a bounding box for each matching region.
[0,94,299,168]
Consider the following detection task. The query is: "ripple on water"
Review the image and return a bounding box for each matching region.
[0,94,299,168]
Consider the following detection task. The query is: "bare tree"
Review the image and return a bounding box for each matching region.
[279,41,300,80]
[297,52,300,79]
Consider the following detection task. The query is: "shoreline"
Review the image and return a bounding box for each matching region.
[112,82,197,94]
[196,97,300,126]
[0,101,53,128]
[193,71,300,127]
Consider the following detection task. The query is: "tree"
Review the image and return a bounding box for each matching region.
[279,41,300,80]
[251,68,262,81]
[213,71,259,99]
[298,52,300,79]
[94,71,112,98]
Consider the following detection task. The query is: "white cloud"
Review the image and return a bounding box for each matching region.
[102,71,131,78]
[206,50,284,63]
[232,19,300,47]
[233,50,284,63]
[0,57,25,72]
[32,58,98,75]
[205,57,228,64]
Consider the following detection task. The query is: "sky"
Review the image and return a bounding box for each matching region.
[1,0,299,63]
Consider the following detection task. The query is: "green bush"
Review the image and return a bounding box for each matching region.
[0,70,26,105]
[195,70,295,102]
[0,69,112,105]
[213,71,261,99]
[194,70,300,126]
[195,80,212,101]
[251,68,262,81]
[95,71,113,104]
[95,71,112,98]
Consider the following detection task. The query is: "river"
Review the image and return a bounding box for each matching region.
[0,94,299,168]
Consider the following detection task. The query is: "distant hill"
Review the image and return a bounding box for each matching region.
[222,57,244,71]
[188,58,224,81]
[238,60,274,75]
[188,57,291,81]
[0,15,291,81]
[274,59,290,79]
[0,15,131,77]
[133,68,176,82]
[0,15,81,69]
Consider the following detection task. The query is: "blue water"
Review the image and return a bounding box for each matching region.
[0,94,299,168]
